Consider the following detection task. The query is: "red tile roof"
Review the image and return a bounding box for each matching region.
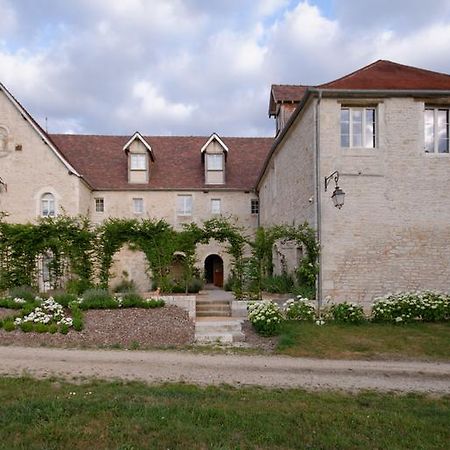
[318,60,450,90]
[269,85,309,115]
[50,134,273,191]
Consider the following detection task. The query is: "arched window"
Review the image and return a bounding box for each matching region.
[41,193,55,217]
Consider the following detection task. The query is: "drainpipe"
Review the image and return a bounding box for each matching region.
[314,90,322,309]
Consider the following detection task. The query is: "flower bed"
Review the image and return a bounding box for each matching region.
[0,291,166,334]
[248,291,450,337]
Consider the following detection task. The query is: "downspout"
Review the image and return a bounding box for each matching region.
[314,90,322,309]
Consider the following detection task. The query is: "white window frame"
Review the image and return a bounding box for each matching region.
[41,193,56,217]
[340,106,377,148]
[95,197,104,213]
[211,198,221,215]
[177,195,193,216]
[130,153,147,170]
[206,154,223,171]
[133,197,144,214]
[424,107,449,154]
[251,199,259,214]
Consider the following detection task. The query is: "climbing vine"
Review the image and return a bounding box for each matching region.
[0,214,318,298]
[0,215,95,291]
[247,223,319,298]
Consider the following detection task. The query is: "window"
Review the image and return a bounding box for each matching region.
[133,198,144,214]
[130,154,146,170]
[95,197,104,213]
[251,199,259,214]
[205,154,224,184]
[341,107,376,148]
[177,195,192,216]
[211,199,221,214]
[41,193,55,217]
[425,108,449,153]
[207,154,223,170]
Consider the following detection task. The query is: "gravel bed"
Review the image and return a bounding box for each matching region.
[0,308,19,319]
[241,321,278,352]
[0,306,195,349]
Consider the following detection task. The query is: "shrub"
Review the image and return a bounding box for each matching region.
[372,291,450,323]
[120,293,144,308]
[66,279,93,295]
[113,278,137,293]
[53,293,78,307]
[328,302,366,324]
[8,286,36,303]
[80,288,116,310]
[60,324,69,334]
[291,284,316,301]
[248,300,284,336]
[283,297,315,321]
[48,324,58,334]
[69,303,84,331]
[262,274,294,294]
[2,320,16,332]
[143,298,165,308]
[19,322,34,332]
[34,323,50,333]
[188,278,203,293]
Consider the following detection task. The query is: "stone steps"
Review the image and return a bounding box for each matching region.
[196,300,231,317]
[194,319,244,344]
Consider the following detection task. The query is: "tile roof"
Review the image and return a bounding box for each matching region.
[318,60,450,90]
[269,85,309,115]
[50,134,273,191]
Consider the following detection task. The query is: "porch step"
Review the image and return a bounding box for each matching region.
[195,319,244,344]
[196,300,231,317]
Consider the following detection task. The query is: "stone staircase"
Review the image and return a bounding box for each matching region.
[195,318,245,344]
[196,299,231,317]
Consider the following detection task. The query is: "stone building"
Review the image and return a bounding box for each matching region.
[259,60,450,305]
[0,84,271,290]
[1,59,450,304]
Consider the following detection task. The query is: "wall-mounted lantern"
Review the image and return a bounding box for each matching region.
[324,170,345,209]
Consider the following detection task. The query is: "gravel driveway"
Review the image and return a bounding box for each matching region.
[1,346,449,394]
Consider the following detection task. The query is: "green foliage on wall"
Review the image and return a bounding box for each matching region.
[0,214,318,297]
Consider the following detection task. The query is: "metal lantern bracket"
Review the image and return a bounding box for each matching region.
[324,170,339,192]
[0,176,6,192]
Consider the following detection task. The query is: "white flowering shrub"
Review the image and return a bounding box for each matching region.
[248,300,284,336]
[283,296,315,321]
[14,297,73,329]
[327,302,366,324]
[372,291,450,323]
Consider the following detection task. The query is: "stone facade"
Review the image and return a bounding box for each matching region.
[259,93,450,305]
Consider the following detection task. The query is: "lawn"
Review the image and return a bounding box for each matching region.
[277,321,450,360]
[0,377,449,449]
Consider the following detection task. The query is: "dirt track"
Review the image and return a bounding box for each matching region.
[1,346,449,393]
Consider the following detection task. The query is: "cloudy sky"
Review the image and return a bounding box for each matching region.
[1,0,450,137]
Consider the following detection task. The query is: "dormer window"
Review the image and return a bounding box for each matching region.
[123,132,154,184]
[201,133,228,185]
[130,154,147,170]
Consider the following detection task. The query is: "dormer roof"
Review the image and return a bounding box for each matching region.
[200,133,229,153]
[123,131,155,161]
[268,85,309,116]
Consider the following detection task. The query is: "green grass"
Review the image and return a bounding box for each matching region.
[277,321,450,360]
[0,377,449,449]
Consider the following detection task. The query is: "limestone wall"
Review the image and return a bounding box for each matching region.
[0,89,88,223]
[319,97,450,305]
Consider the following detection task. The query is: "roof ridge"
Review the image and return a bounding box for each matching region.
[50,133,273,140]
[317,60,384,88]
[377,59,450,78]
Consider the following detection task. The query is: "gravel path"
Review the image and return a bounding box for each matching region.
[1,346,449,393]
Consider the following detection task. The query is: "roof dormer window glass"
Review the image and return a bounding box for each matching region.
[130,154,146,170]
[207,154,223,171]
